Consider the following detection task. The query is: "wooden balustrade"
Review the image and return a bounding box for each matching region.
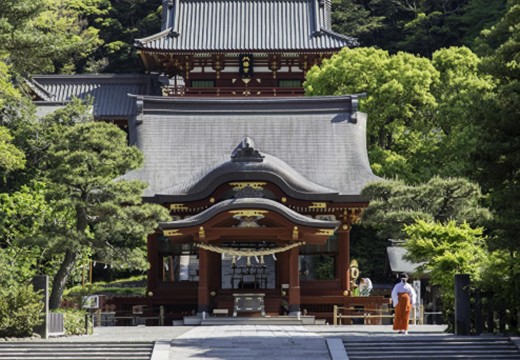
[163,86,304,97]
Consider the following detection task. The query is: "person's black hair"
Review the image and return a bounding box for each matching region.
[399,273,408,282]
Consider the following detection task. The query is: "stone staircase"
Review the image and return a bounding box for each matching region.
[0,341,155,360]
[343,336,520,360]
[183,314,319,325]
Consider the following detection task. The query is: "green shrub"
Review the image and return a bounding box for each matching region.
[54,309,92,335]
[0,284,43,338]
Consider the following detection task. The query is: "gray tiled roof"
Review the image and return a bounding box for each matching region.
[157,151,339,198]
[136,0,356,51]
[159,198,340,228]
[31,75,157,118]
[124,95,380,197]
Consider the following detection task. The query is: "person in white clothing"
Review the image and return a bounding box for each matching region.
[391,273,417,334]
[359,277,373,297]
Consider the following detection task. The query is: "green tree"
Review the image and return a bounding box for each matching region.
[331,0,507,56]
[361,177,491,240]
[333,0,418,51]
[78,0,162,73]
[331,0,385,43]
[305,46,494,182]
[430,46,495,178]
[403,220,488,322]
[0,126,25,175]
[305,47,439,182]
[0,238,45,338]
[466,1,520,322]
[475,0,520,252]
[0,0,103,74]
[41,117,170,309]
[1,100,170,309]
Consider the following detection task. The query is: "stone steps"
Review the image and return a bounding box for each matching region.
[0,341,154,360]
[343,337,520,360]
[201,316,304,325]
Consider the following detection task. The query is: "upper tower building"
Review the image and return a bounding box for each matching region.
[135,0,355,97]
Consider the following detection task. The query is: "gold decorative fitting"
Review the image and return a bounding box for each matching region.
[229,182,266,190]
[342,224,351,231]
[198,226,205,240]
[170,203,190,211]
[292,226,299,241]
[229,210,268,218]
[350,259,360,280]
[315,229,335,236]
[309,202,327,209]
[348,208,364,224]
[163,229,182,237]
[209,198,215,203]
[281,197,287,203]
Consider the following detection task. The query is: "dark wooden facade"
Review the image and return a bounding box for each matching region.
[110,92,390,322]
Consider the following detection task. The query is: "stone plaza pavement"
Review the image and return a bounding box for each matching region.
[53,324,447,359]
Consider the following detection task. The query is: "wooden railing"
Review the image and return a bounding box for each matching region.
[333,304,425,325]
[163,86,304,97]
[471,290,519,334]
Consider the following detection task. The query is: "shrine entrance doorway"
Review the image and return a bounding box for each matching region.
[220,243,277,291]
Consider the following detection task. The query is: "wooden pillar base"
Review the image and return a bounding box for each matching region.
[198,286,210,313]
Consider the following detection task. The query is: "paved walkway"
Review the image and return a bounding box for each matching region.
[171,325,332,360]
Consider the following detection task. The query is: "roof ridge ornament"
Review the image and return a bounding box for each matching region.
[231,137,265,162]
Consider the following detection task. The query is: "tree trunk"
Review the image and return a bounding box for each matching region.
[49,249,78,310]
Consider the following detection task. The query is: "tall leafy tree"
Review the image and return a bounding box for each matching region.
[0,126,24,175]
[361,177,491,240]
[404,219,488,324]
[0,61,25,176]
[332,0,507,56]
[473,0,520,318]
[41,112,169,309]
[1,100,170,309]
[305,47,439,182]
[476,0,520,252]
[430,46,495,178]
[78,0,162,73]
[0,0,103,74]
[305,46,494,182]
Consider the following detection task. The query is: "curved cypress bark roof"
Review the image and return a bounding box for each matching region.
[159,198,340,229]
[155,138,340,200]
[123,95,381,199]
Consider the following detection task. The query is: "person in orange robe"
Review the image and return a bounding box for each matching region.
[391,273,417,334]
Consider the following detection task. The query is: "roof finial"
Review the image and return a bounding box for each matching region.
[231,137,264,162]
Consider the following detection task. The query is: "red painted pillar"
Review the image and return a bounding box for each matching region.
[338,226,351,294]
[287,246,300,314]
[197,248,210,313]
[147,233,158,295]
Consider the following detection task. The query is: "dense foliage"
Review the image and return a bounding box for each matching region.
[472,0,520,314]
[53,308,93,336]
[305,46,493,183]
[332,0,507,57]
[0,247,44,338]
[0,99,170,311]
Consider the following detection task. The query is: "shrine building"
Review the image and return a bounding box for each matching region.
[31,0,390,323]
